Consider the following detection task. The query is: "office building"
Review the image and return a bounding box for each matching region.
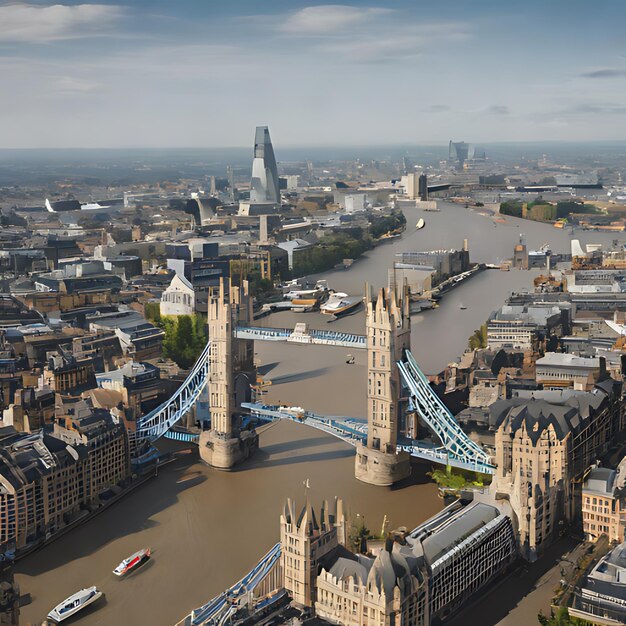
[582,461,626,543]
[570,541,626,624]
[491,379,624,560]
[487,303,567,352]
[239,126,280,216]
[535,352,602,391]
[0,403,130,553]
[418,174,428,201]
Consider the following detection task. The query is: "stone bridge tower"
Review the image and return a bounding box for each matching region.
[199,278,258,469]
[355,284,411,486]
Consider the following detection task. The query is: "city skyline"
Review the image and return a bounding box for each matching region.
[1,0,626,148]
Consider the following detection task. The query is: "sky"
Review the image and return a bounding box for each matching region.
[1,0,626,149]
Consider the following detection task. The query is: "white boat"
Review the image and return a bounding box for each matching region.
[47,587,103,623]
[321,293,362,315]
[416,218,425,230]
[113,548,151,577]
[460,304,467,310]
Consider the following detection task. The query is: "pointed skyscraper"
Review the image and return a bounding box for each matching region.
[250,126,280,205]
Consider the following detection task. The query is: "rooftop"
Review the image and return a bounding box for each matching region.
[536,352,600,369]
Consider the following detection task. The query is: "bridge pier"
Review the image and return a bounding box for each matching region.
[201,278,258,471]
[199,429,258,470]
[355,284,413,487]
[354,444,411,487]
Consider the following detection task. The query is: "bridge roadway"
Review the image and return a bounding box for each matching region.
[234,324,366,349]
[241,402,494,474]
[178,542,282,626]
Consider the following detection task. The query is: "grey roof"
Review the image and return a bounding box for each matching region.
[88,310,147,331]
[328,555,372,585]
[584,542,626,603]
[367,544,421,597]
[421,502,499,565]
[584,467,617,497]
[536,352,599,369]
[488,380,615,442]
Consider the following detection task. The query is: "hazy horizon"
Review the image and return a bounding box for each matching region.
[1,1,625,149]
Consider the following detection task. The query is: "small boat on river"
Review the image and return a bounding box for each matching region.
[47,587,103,623]
[113,548,151,577]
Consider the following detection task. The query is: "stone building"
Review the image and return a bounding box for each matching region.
[280,497,347,607]
[47,349,96,395]
[286,496,516,626]
[316,540,428,626]
[0,402,130,553]
[582,459,626,544]
[490,379,624,560]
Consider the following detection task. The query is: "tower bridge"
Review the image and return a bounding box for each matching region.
[136,279,495,480]
[234,323,366,349]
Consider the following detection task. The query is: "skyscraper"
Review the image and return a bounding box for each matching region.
[250,126,279,205]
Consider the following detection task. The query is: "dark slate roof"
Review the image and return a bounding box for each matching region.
[488,380,615,443]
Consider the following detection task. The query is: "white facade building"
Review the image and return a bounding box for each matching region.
[160,274,195,316]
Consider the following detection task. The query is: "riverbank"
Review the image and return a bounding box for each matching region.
[15,422,441,626]
[16,199,623,626]
[11,465,162,563]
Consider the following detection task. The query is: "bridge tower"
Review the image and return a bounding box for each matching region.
[355,285,411,486]
[199,278,258,469]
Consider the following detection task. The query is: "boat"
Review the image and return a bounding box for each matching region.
[47,587,103,623]
[416,218,425,230]
[460,304,467,310]
[113,548,151,577]
[320,293,362,316]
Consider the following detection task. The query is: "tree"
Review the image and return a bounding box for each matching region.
[151,313,207,369]
[538,607,590,625]
[468,324,488,350]
[500,200,523,218]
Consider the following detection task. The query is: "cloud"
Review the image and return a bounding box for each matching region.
[580,68,626,79]
[239,5,472,63]
[427,104,450,113]
[279,5,391,36]
[0,3,125,43]
[568,103,626,115]
[484,105,510,115]
[51,75,102,94]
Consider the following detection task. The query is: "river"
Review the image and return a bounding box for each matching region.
[15,202,621,625]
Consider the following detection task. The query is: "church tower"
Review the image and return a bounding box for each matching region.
[355,285,411,486]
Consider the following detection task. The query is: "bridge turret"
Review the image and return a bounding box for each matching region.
[199,278,258,469]
[355,283,411,486]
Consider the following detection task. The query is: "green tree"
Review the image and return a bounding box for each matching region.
[152,313,207,369]
[468,324,488,350]
[500,200,523,218]
[538,607,591,625]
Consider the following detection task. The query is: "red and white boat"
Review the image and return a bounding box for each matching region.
[113,548,151,577]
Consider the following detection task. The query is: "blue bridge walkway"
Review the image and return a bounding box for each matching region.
[234,324,366,349]
[136,341,494,474]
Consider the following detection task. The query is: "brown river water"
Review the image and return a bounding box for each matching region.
[16,203,622,625]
